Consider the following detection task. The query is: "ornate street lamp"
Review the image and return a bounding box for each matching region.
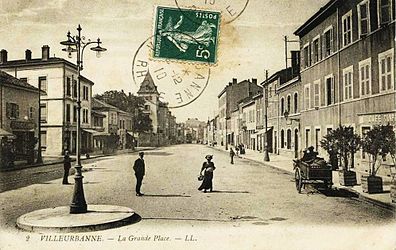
[60,24,106,214]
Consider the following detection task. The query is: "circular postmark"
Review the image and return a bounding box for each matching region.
[174,0,249,24]
[131,35,211,109]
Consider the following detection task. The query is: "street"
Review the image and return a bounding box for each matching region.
[0,144,395,249]
[1,144,393,228]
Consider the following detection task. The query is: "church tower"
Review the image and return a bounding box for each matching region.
[137,71,159,133]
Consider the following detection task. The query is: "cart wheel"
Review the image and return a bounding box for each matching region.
[324,180,332,190]
[295,168,302,193]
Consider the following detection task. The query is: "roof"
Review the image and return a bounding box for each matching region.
[137,71,159,95]
[92,98,119,111]
[91,110,106,117]
[0,57,95,85]
[260,67,296,87]
[0,70,40,92]
[294,0,339,37]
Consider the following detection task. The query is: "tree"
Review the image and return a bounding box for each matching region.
[320,125,361,171]
[95,90,152,133]
[362,124,396,176]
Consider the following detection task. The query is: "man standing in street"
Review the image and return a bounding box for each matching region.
[63,150,71,185]
[133,152,145,196]
[230,148,235,164]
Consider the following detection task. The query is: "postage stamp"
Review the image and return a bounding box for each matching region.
[153,6,221,64]
[175,0,249,24]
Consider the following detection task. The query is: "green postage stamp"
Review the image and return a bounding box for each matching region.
[153,6,221,64]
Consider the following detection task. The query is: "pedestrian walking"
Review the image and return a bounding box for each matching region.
[198,155,216,193]
[133,152,145,196]
[62,150,71,185]
[235,146,240,158]
[230,148,235,164]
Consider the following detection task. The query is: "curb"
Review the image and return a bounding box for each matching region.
[1,147,158,173]
[16,205,141,233]
[207,146,396,212]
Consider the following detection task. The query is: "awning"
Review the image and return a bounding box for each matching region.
[83,129,110,137]
[254,126,274,135]
[127,132,134,136]
[0,128,16,139]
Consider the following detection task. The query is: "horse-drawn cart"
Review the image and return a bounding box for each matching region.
[292,158,333,193]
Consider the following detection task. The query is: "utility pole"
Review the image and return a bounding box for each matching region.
[263,70,270,162]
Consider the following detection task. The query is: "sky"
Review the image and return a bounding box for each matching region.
[0,0,329,123]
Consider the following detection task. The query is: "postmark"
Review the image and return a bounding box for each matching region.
[132,35,211,109]
[153,6,220,64]
[175,0,249,24]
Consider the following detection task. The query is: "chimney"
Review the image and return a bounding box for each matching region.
[42,45,50,61]
[291,50,300,75]
[252,78,257,85]
[25,49,32,61]
[0,49,7,64]
[232,78,237,85]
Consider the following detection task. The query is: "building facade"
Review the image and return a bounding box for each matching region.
[0,70,40,166]
[0,46,94,156]
[294,0,395,170]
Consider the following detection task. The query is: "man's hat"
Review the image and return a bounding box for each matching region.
[205,154,213,160]
[139,152,144,156]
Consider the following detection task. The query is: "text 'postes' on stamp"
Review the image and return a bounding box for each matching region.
[153,6,220,64]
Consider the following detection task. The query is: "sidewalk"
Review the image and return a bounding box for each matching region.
[1,147,156,172]
[210,145,396,211]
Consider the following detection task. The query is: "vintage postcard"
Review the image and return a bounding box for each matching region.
[0,0,395,250]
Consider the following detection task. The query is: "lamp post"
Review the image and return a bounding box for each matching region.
[60,24,106,214]
[263,70,270,162]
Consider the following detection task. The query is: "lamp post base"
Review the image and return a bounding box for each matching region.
[263,149,270,162]
[70,165,87,214]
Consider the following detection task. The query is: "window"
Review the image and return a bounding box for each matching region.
[6,103,19,119]
[315,128,321,151]
[287,95,291,113]
[29,107,34,119]
[281,130,285,148]
[342,11,352,46]
[73,106,77,122]
[73,80,77,98]
[304,84,310,110]
[305,128,311,148]
[312,37,320,63]
[280,97,285,115]
[325,75,335,105]
[66,104,71,122]
[83,86,89,100]
[287,129,291,149]
[145,105,150,111]
[358,0,370,36]
[38,76,47,95]
[379,49,394,92]
[327,127,332,134]
[66,77,71,96]
[359,59,371,96]
[343,66,354,101]
[294,93,298,113]
[323,27,333,57]
[40,131,47,149]
[378,0,392,25]
[313,80,321,107]
[40,103,47,122]
[303,43,311,68]
[82,109,89,124]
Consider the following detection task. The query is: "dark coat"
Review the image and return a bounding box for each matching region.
[133,158,145,176]
[64,155,71,169]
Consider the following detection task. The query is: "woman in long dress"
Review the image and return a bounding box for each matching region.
[198,155,216,193]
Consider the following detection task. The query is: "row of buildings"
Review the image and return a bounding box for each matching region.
[206,0,395,172]
[0,45,180,167]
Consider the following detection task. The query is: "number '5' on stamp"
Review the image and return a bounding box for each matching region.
[153,6,220,64]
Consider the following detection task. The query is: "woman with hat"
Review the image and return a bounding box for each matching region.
[198,155,216,193]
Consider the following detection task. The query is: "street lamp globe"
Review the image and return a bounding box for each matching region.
[90,39,107,58]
